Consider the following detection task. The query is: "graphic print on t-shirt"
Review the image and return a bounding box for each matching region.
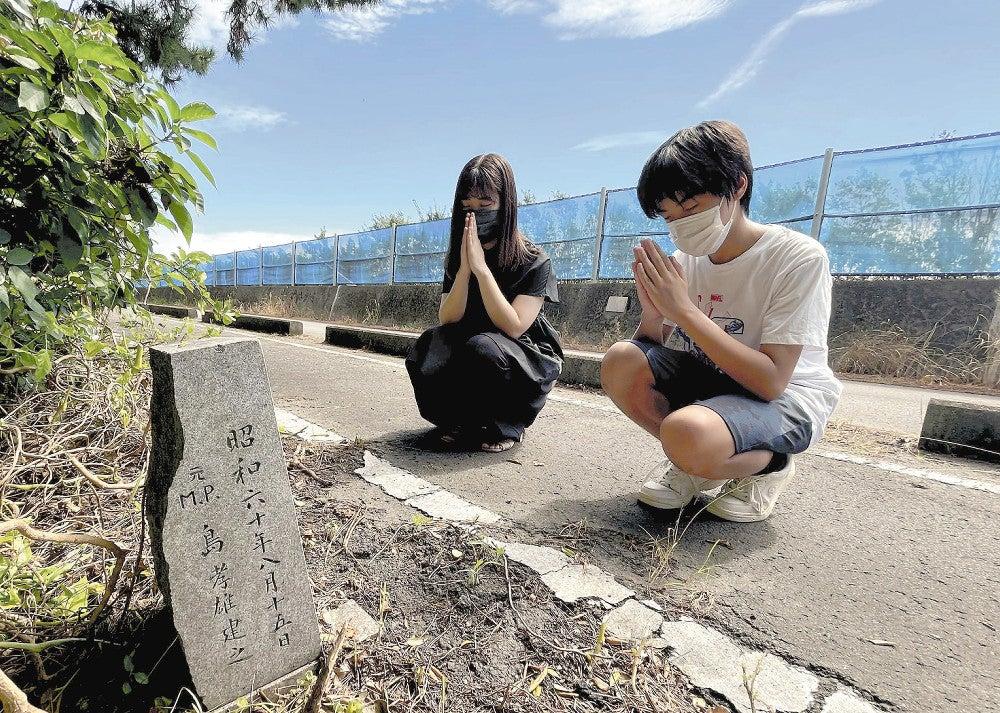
[665,291,744,372]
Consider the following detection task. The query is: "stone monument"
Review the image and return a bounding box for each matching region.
[146,337,321,709]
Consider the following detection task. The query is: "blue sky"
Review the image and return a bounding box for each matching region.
[155,0,1000,255]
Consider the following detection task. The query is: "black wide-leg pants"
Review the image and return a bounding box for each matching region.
[405,324,559,441]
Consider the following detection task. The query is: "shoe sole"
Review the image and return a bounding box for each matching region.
[705,463,797,523]
[637,492,695,511]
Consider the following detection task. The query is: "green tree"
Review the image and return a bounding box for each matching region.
[0,0,224,386]
[73,0,378,79]
[77,0,214,83]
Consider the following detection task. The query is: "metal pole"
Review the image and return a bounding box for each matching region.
[258,245,263,286]
[811,148,835,239]
[389,224,398,285]
[592,188,609,281]
[291,242,297,286]
[232,249,237,286]
[332,234,340,286]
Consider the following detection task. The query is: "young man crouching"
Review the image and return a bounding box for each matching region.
[601,120,841,522]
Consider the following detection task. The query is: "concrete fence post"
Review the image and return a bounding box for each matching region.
[592,187,608,281]
[291,242,297,287]
[811,148,835,240]
[258,245,263,286]
[232,249,238,286]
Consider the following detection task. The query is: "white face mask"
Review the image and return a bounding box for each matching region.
[666,199,739,256]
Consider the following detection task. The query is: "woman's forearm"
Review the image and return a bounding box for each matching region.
[474,268,523,337]
[439,268,471,324]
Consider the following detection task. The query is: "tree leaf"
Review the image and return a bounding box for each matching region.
[168,201,193,241]
[8,266,40,306]
[182,127,218,150]
[0,286,8,309]
[18,81,49,112]
[6,247,33,266]
[58,237,83,270]
[76,41,133,71]
[178,102,216,122]
[186,149,216,187]
[0,229,11,246]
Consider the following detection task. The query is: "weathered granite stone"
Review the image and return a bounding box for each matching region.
[147,337,321,710]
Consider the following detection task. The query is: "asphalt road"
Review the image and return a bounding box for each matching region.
[153,319,1000,713]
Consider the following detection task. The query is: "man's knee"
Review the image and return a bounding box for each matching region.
[600,341,651,395]
[659,408,728,477]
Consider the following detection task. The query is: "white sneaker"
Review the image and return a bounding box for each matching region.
[638,460,724,510]
[706,456,796,522]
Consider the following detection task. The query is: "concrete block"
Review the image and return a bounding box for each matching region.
[561,349,603,388]
[325,324,418,358]
[355,451,439,500]
[540,563,634,605]
[144,303,200,319]
[820,689,881,713]
[605,295,629,313]
[918,398,1000,463]
[659,620,818,713]
[203,311,304,336]
[601,599,664,641]
[405,489,502,525]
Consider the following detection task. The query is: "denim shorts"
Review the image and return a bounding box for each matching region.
[630,340,813,456]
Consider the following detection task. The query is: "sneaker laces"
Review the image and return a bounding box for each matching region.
[723,477,767,512]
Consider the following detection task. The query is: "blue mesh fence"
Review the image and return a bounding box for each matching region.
[263,243,294,285]
[599,188,674,279]
[750,156,823,223]
[337,228,392,284]
[394,219,450,283]
[236,249,261,286]
[821,133,1000,273]
[294,236,337,285]
[197,261,215,287]
[196,132,999,283]
[214,253,235,286]
[519,193,602,279]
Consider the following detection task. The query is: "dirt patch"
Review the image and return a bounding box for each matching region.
[289,440,709,713]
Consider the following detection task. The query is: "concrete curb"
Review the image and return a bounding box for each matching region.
[918,398,1000,463]
[204,311,304,336]
[143,303,200,319]
[323,323,603,388]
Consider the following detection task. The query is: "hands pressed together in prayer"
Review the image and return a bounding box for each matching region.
[632,238,697,326]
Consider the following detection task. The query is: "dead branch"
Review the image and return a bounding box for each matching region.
[0,667,47,713]
[304,626,348,713]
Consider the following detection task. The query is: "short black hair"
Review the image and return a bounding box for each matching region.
[636,120,754,219]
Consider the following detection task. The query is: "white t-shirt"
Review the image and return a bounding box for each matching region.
[663,224,842,444]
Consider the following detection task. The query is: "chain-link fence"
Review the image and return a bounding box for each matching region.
[185,131,1000,288]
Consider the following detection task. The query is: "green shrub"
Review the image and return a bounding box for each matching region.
[0,0,224,387]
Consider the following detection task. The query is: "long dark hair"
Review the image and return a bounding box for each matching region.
[445,153,538,279]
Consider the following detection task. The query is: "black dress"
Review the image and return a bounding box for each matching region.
[405,246,563,442]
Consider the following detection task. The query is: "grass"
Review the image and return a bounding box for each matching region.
[829,324,993,387]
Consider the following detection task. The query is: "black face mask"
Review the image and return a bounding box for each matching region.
[469,209,500,244]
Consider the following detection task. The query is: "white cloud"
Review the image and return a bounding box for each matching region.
[213,104,288,131]
[323,0,449,42]
[572,130,665,152]
[699,0,881,107]
[153,228,318,258]
[488,0,540,13]
[542,0,732,39]
[184,0,232,52]
[182,0,299,54]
